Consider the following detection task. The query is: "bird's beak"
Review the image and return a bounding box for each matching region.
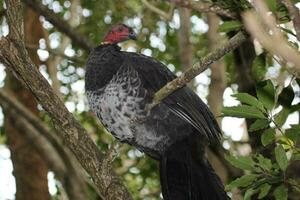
[129,32,137,40]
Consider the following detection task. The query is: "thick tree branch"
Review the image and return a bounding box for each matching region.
[21,0,94,51]
[0,1,131,199]
[150,31,247,108]
[243,0,300,77]
[281,0,300,41]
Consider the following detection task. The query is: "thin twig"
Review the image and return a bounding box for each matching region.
[142,0,174,21]
[150,31,247,108]
[170,0,236,19]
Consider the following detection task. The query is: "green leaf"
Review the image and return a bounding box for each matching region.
[232,93,265,111]
[225,155,255,170]
[273,185,288,200]
[274,107,290,127]
[256,80,275,111]
[258,183,272,199]
[249,119,269,132]
[226,174,258,190]
[285,127,300,143]
[256,154,272,171]
[244,188,258,200]
[219,20,243,32]
[261,128,275,146]
[222,105,266,119]
[275,145,288,171]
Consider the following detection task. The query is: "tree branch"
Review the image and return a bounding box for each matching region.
[142,0,174,21]
[170,0,236,19]
[150,31,247,108]
[21,0,94,51]
[0,1,131,199]
[281,0,300,41]
[243,0,300,78]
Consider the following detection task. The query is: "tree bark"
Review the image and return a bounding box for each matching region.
[177,7,193,71]
[207,13,226,126]
[4,7,50,200]
[0,1,132,199]
[177,7,194,88]
[206,12,228,183]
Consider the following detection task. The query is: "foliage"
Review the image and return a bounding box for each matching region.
[223,79,300,199]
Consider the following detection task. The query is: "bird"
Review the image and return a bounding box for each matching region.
[85,23,228,200]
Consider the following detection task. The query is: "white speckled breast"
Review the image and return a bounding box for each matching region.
[86,66,169,156]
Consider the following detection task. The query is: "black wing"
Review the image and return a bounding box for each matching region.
[123,52,221,143]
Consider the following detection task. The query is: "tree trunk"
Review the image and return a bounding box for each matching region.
[206,12,229,184]
[4,7,50,200]
[177,7,193,87]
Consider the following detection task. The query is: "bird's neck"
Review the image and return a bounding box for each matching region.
[85,44,122,91]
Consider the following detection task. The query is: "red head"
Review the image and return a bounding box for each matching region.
[103,24,137,44]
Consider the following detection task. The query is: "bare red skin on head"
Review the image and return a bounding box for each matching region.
[103,24,132,44]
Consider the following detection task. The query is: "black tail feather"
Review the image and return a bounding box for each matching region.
[159,136,229,200]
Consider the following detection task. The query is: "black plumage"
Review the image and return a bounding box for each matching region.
[85,24,228,200]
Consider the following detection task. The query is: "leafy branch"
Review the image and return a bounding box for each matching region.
[150,31,247,108]
[222,79,300,199]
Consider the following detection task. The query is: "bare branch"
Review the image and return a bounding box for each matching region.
[21,0,94,51]
[281,0,300,41]
[243,1,300,77]
[0,0,132,199]
[150,31,247,108]
[170,0,236,19]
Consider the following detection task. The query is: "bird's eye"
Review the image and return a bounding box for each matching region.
[118,27,123,32]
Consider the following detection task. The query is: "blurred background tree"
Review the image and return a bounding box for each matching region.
[0,0,299,199]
